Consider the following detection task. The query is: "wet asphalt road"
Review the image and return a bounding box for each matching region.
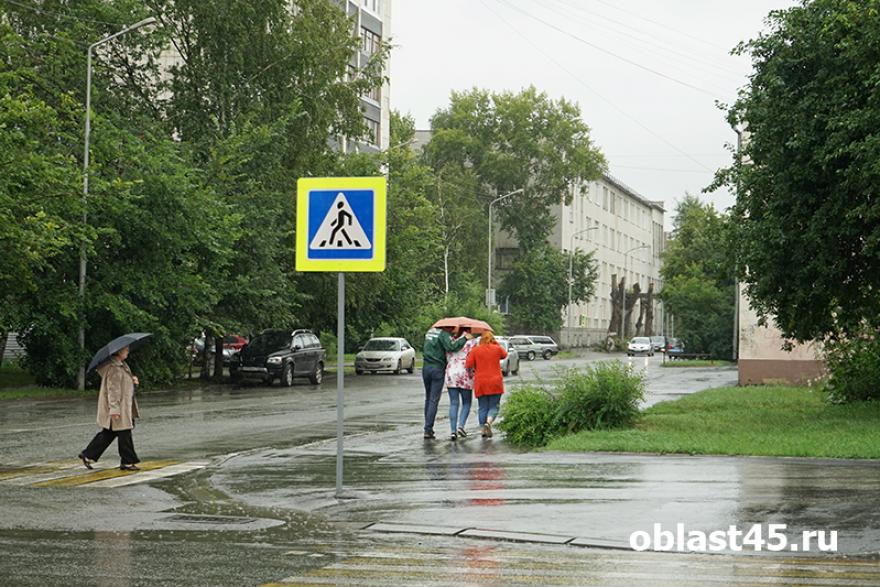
[3,354,879,585]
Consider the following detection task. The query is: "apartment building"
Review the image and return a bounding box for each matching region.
[338,0,392,152]
[495,173,665,348]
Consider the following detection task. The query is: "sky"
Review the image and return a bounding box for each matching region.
[389,0,796,227]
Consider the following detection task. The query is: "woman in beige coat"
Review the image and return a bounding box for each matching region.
[78,346,141,470]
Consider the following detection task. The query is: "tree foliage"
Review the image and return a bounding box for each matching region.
[428,86,605,248]
[715,0,880,342]
[501,244,598,334]
[660,195,734,358]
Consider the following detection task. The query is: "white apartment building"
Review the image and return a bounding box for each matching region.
[495,173,665,347]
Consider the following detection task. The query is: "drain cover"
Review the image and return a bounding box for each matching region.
[163,514,256,525]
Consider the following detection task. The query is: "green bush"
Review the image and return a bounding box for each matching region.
[554,362,645,432]
[497,386,560,448]
[823,331,880,403]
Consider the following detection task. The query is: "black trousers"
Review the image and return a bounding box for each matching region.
[81,427,139,465]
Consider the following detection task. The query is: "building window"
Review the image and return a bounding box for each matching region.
[602,187,608,210]
[361,27,381,55]
[365,84,381,102]
[364,117,380,145]
[610,191,616,214]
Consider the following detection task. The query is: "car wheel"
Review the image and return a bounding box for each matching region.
[281,363,294,387]
[407,358,415,374]
[355,368,363,375]
[309,361,323,385]
[542,350,552,360]
[396,359,403,375]
[527,351,536,361]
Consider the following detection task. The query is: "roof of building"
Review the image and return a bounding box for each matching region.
[601,172,665,213]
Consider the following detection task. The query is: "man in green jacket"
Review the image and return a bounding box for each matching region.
[422,326,472,438]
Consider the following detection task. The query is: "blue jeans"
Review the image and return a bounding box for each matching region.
[477,394,502,426]
[422,365,446,434]
[447,387,473,433]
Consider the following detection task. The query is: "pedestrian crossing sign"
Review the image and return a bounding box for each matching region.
[296,176,387,272]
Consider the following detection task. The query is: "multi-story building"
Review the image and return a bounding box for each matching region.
[495,173,665,347]
[338,0,392,153]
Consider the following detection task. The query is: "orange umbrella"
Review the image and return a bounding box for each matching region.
[432,316,494,333]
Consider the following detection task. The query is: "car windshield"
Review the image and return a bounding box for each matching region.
[248,332,290,352]
[364,339,400,351]
[498,340,509,350]
[650,336,663,343]
[632,337,651,344]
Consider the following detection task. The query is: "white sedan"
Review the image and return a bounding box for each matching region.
[355,337,416,374]
[627,336,654,356]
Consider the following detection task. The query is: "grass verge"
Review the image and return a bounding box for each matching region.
[661,359,735,368]
[546,386,880,459]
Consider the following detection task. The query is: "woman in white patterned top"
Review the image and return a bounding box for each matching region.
[445,328,479,441]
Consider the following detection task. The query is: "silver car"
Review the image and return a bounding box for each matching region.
[355,337,416,374]
[495,337,520,377]
[509,335,559,361]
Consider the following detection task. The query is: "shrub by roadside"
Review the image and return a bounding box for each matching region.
[497,386,558,448]
[499,361,645,448]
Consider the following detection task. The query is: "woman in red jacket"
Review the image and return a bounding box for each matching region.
[465,331,507,437]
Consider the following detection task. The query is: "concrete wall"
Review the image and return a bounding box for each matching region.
[737,286,825,385]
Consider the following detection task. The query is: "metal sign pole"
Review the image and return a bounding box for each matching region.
[336,271,345,498]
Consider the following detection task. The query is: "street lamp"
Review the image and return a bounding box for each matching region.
[567,226,598,329]
[486,188,524,309]
[78,16,157,391]
[621,244,650,340]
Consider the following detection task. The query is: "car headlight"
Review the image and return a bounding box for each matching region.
[267,357,282,365]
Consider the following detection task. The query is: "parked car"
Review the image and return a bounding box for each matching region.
[665,338,686,358]
[627,336,654,356]
[355,337,416,375]
[508,335,559,361]
[231,329,325,386]
[222,334,249,364]
[650,335,666,353]
[495,337,520,377]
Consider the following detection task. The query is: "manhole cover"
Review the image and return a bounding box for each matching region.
[163,514,256,525]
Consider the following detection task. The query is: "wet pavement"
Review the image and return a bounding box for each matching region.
[2,353,878,585]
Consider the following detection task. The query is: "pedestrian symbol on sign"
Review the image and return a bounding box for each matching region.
[309,192,371,250]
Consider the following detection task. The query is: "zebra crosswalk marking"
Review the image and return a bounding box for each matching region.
[33,460,178,488]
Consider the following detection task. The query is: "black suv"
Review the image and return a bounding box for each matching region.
[231,329,325,386]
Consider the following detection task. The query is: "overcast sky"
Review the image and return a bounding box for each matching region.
[389,0,796,227]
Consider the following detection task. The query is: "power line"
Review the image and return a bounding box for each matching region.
[479,0,714,173]
[543,0,743,82]
[589,0,732,52]
[494,0,720,99]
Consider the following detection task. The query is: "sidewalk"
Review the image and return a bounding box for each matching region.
[215,421,880,557]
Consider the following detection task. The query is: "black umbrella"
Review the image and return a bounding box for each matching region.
[87,332,152,374]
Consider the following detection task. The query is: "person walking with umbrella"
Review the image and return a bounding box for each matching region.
[78,333,150,471]
[465,331,507,438]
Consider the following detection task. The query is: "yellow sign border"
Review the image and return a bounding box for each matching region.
[296,176,387,272]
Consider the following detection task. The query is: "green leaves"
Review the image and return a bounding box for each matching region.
[720,0,880,341]
[659,195,735,358]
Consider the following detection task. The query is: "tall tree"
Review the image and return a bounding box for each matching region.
[0,3,234,386]
[715,0,880,342]
[428,86,606,249]
[426,87,605,332]
[501,244,598,334]
[660,195,734,358]
[149,0,389,373]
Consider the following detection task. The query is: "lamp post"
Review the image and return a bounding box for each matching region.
[567,226,598,330]
[731,122,743,362]
[621,244,650,340]
[486,188,523,309]
[77,16,157,391]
